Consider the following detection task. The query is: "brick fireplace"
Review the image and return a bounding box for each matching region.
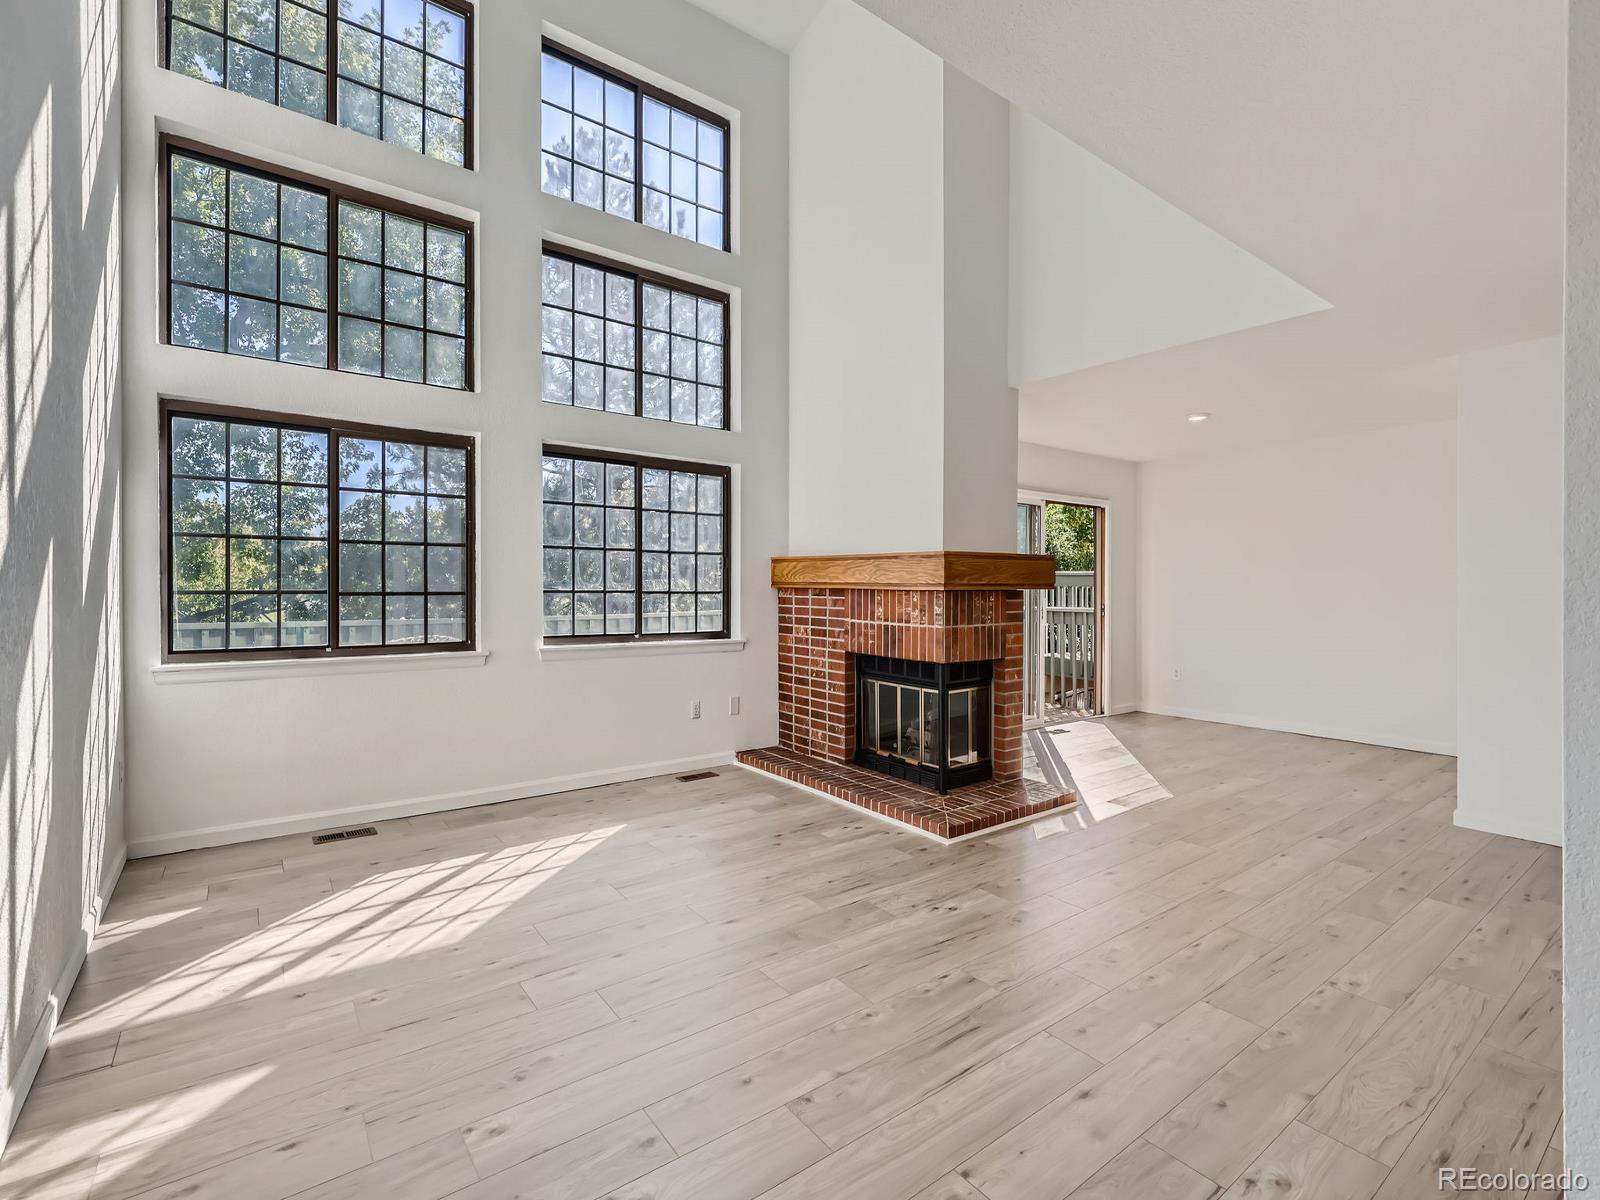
[738,552,1078,841]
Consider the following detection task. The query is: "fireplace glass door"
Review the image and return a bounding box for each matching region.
[866,680,939,768]
[855,655,993,792]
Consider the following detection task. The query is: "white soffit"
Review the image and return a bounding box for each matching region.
[1010,108,1330,386]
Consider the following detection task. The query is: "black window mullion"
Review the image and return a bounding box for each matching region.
[634,85,644,229]
[378,440,389,644]
[329,430,342,648]
[275,421,284,644]
[634,462,644,639]
[223,421,233,648]
[328,197,340,369]
[633,275,645,418]
[272,0,282,105]
[222,159,233,350]
[326,5,339,139]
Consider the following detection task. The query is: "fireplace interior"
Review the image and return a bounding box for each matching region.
[855,654,993,793]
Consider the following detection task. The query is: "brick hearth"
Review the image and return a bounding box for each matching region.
[747,554,1076,840]
[737,746,1073,840]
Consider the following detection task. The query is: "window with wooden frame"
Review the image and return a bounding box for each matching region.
[541,447,730,641]
[540,245,729,428]
[164,138,473,389]
[164,399,475,660]
[539,41,730,251]
[164,0,474,166]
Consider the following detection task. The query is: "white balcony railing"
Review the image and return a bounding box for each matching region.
[1044,570,1096,716]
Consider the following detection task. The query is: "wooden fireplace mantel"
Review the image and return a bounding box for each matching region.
[770,551,1056,591]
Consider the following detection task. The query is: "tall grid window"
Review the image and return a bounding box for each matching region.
[540,246,729,429]
[164,401,474,660]
[164,141,473,389]
[165,0,473,167]
[335,0,469,165]
[540,43,730,252]
[542,448,729,641]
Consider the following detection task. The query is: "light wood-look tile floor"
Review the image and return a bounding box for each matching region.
[3,715,1563,1200]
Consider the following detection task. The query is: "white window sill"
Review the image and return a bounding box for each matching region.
[150,650,490,684]
[539,638,747,662]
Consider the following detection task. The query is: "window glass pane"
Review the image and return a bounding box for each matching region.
[540,48,638,223]
[170,152,332,367]
[169,0,335,130]
[335,200,470,389]
[170,22,225,84]
[328,0,472,164]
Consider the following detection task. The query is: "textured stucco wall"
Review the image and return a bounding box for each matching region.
[0,0,126,1140]
[1566,0,1598,1173]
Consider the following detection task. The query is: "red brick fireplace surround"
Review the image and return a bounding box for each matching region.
[737,552,1078,841]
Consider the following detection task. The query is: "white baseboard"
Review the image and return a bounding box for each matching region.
[2,844,126,1150]
[1453,808,1563,848]
[127,752,741,858]
[1136,703,1457,758]
[1106,703,1140,716]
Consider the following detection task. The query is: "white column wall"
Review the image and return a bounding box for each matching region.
[119,0,790,853]
[789,1,1016,556]
[1456,335,1564,846]
[788,0,945,555]
[942,63,1015,553]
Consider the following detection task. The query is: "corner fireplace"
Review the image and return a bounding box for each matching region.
[855,654,993,793]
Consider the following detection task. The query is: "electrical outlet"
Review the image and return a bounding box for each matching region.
[728,695,741,716]
[690,700,702,720]
[1171,667,1181,681]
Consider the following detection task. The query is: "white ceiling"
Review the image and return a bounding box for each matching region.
[682,0,829,51]
[849,0,1566,460]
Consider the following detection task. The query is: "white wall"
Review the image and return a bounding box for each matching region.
[1137,421,1457,754]
[942,64,1015,553]
[119,0,790,853]
[1017,441,1139,714]
[789,0,945,554]
[1007,108,1327,388]
[1565,0,1600,1174]
[0,0,125,1141]
[1456,336,1563,845]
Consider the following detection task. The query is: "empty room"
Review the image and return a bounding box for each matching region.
[2,0,1594,1197]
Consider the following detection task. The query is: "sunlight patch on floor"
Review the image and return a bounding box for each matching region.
[1047,720,1172,820]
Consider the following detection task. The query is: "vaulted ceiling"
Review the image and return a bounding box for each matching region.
[689,0,1565,459]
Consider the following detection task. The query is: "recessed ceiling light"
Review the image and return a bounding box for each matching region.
[1186,412,1211,423]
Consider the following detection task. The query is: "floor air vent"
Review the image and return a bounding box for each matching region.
[677,770,719,782]
[312,826,377,845]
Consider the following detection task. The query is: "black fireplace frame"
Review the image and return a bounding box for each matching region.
[854,654,994,793]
